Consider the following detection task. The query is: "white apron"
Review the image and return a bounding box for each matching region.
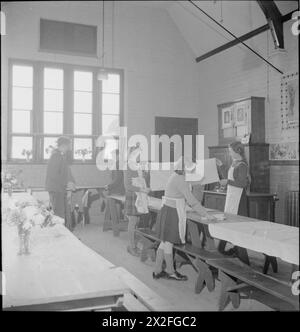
[162,196,187,244]
[133,169,149,214]
[224,165,243,215]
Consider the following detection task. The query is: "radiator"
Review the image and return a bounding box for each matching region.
[285,191,299,227]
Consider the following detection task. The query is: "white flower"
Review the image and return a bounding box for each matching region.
[52,215,65,225]
[23,205,39,221]
[23,220,32,231]
[6,173,12,180]
[33,214,44,225]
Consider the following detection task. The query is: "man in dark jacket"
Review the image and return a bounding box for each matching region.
[45,136,76,229]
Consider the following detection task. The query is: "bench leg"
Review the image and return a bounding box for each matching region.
[218,271,241,311]
[140,237,156,262]
[195,258,215,293]
[138,236,159,262]
[263,255,278,274]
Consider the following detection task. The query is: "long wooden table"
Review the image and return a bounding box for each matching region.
[2,222,129,310]
[2,192,174,311]
[209,221,299,265]
[107,194,298,272]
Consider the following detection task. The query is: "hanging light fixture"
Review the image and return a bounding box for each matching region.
[98,0,108,80]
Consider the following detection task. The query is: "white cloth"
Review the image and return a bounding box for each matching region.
[132,173,149,214]
[82,190,89,208]
[208,221,299,265]
[224,166,243,214]
[162,196,187,244]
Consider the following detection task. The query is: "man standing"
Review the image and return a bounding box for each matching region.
[45,136,76,230]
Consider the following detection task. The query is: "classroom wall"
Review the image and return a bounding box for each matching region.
[1,1,201,186]
[1,2,298,223]
[195,20,299,223]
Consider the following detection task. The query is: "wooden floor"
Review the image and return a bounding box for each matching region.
[73,214,296,311]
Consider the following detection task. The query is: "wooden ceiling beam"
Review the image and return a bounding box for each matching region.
[257,0,284,48]
[195,11,294,63]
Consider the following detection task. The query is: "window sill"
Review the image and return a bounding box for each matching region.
[4,160,97,166]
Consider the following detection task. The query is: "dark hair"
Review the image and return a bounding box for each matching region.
[229,141,247,163]
[57,136,71,147]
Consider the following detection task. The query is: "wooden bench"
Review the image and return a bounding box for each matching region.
[207,258,299,311]
[113,267,173,311]
[135,227,230,294]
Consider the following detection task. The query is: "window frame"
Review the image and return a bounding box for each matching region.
[7,58,124,164]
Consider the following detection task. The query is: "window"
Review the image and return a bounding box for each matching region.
[102,74,120,136]
[8,60,123,162]
[73,71,93,160]
[11,65,33,160]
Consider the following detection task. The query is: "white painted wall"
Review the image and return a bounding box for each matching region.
[193,20,298,223]
[1,1,202,162]
[195,20,298,150]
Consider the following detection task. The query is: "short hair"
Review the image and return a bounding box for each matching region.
[57,136,71,147]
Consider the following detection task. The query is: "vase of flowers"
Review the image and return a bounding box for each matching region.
[75,148,92,162]
[6,199,63,255]
[2,169,23,197]
[8,206,32,255]
[18,222,32,255]
[22,149,33,162]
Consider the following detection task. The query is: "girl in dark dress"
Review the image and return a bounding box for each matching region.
[218,141,250,254]
[153,157,215,281]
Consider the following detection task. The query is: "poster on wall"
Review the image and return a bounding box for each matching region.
[269,142,299,161]
[281,72,299,131]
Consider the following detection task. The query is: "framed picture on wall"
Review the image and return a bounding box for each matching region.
[269,142,299,161]
[281,72,299,131]
[221,106,233,129]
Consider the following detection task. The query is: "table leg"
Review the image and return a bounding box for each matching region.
[236,246,250,266]
[202,224,217,251]
[109,198,121,236]
[263,255,278,274]
[65,192,73,231]
[187,220,202,248]
[102,199,112,231]
[218,240,227,253]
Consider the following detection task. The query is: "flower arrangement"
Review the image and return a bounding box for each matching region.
[22,149,33,162]
[75,148,92,161]
[45,144,55,156]
[2,169,23,195]
[5,198,64,255]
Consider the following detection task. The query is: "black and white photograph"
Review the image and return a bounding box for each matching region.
[1,0,299,317]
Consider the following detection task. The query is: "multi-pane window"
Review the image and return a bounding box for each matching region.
[8,60,123,163]
[73,71,93,161]
[43,68,64,134]
[102,74,120,136]
[11,65,33,160]
[43,68,64,160]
